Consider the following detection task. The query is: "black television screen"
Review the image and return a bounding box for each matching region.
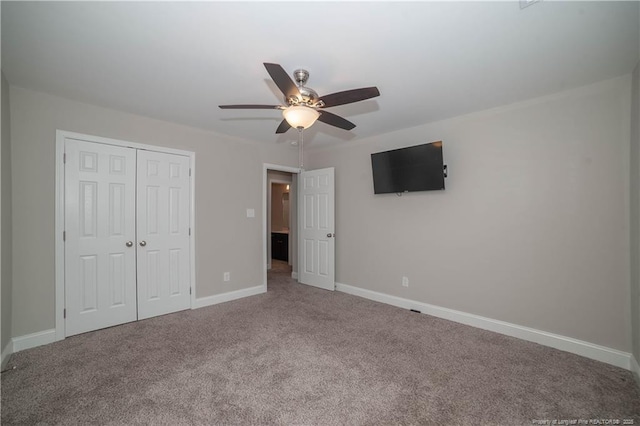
[371,141,445,194]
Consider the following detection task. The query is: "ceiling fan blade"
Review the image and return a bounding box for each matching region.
[275,119,291,134]
[219,104,282,109]
[264,63,301,101]
[319,87,380,108]
[318,110,356,131]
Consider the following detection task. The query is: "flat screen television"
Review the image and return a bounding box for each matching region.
[371,141,446,194]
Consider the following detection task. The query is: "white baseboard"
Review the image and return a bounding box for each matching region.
[7,288,265,354]
[292,271,298,280]
[631,355,640,386]
[193,285,265,309]
[336,282,632,371]
[12,329,56,353]
[1,340,13,369]
[7,284,633,373]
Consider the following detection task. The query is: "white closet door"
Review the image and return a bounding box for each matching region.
[298,167,335,291]
[65,139,138,336]
[136,150,191,320]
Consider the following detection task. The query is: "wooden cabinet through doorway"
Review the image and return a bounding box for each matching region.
[271,232,288,262]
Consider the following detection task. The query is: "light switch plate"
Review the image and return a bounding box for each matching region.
[246,208,255,218]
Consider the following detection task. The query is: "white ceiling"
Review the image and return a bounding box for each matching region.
[2,1,639,148]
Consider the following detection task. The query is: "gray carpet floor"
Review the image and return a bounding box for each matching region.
[2,260,639,425]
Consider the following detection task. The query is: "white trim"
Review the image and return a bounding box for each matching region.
[55,132,66,341]
[262,164,300,291]
[192,285,265,309]
[336,282,632,370]
[631,355,640,386]
[292,271,298,280]
[189,156,197,306]
[12,329,56,353]
[1,340,13,369]
[57,130,192,156]
[55,130,196,341]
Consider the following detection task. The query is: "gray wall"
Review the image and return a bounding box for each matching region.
[1,72,13,352]
[5,73,637,354]
[8,85,298,337]
[631,61,640,366]
[306,76,632,351]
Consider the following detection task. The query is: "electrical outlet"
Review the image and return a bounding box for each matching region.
[224,272,230,282]
[402,276,409,287]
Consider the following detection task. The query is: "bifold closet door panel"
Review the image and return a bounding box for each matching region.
[136,150,191,320]
[64,140,138,336]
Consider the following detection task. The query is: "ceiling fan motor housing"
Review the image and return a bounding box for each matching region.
[288,69,322,107]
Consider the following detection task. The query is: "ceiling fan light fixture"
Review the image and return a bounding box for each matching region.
[282,105,320,129]
[220,63,379,133]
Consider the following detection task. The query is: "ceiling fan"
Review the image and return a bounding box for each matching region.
[219,63,380,134]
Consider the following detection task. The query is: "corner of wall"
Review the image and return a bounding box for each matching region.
[1,339,13,370]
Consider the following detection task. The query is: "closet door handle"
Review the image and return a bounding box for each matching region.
[125,241,133,248]
[139,241,147,247]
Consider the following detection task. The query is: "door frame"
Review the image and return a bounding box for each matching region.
[262,163,300,291]
[55,130,196,341]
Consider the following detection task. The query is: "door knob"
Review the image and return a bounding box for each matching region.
[139,241,147,247]
[125,241,133,247]
[327,233,335,238]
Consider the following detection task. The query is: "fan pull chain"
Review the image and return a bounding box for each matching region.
[298,127,304,170]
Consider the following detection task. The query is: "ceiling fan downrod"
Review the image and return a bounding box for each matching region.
[293,69,309,86]
[297,127,304,170]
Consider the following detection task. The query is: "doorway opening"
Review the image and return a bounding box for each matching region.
[262,164,335,292]
[262,164,300,292]
[270,181,291,272]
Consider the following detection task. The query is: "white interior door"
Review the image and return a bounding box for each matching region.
[65,139,137,336]
[298,167,335,291]
[136,150,191,320]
